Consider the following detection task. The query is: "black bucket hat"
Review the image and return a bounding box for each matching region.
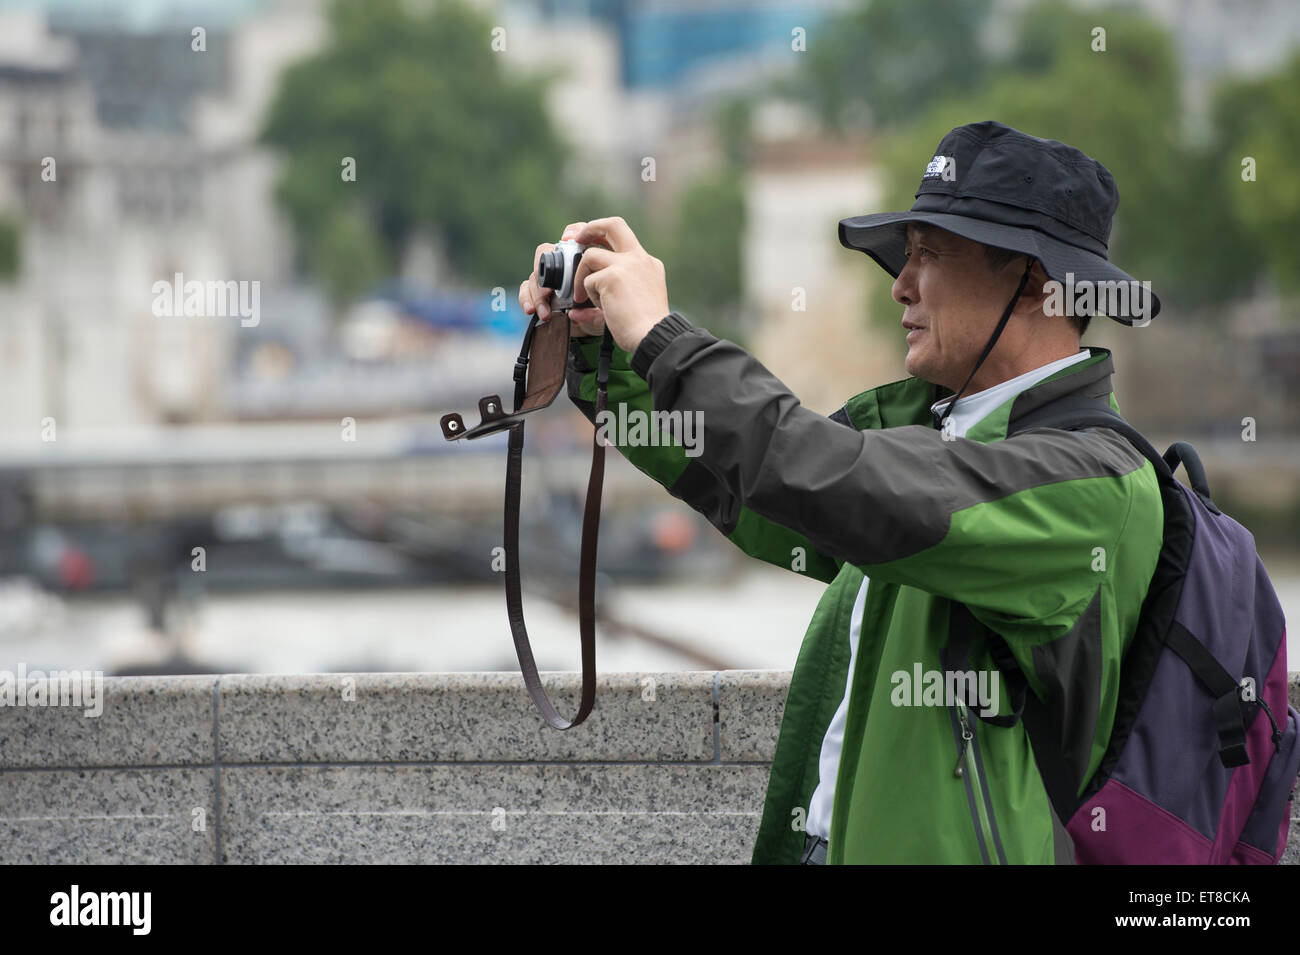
[839,120,1160,324]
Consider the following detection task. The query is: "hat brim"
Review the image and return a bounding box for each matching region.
[839,211,1160,324]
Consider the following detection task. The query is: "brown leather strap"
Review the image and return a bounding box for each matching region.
[502,326,614,730]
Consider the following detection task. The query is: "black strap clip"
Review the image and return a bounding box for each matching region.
[1213,687,1250,768]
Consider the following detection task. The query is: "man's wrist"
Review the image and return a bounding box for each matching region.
[631,311,695,379]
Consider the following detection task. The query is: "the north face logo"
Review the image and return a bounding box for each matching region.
[923,155,956,181]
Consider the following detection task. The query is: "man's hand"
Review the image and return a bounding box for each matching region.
[518,221,608,338]
[568,216,670,354]
[517,216,670,352]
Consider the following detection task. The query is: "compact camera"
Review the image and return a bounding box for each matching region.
[536,239,587,311]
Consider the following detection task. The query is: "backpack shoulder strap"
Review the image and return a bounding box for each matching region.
[950,394,1181,821]
[1012,394,1222,514]
[999,392,1258,778]
[1010,395,1174,482]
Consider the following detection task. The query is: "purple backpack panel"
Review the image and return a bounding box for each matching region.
[1065,470,1298,864]
[1004,399,1299,865]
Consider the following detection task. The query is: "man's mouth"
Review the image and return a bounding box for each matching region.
[902,319,926,343]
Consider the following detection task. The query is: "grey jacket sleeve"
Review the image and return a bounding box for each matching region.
[564,321,848,583]
[631,312,1151,574]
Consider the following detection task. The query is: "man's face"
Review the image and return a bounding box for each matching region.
[891,223,1024,391]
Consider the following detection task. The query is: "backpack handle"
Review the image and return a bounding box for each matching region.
[1162,442,1221,514]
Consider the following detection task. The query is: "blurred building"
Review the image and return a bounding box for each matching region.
[0,4,323,438]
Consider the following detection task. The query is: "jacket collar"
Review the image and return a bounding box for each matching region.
[841,347,1117,436]
[1006,346,1116,427]
[934,346,1117,443]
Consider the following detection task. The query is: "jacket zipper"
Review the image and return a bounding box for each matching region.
[953,699,973,777]
[952,698,1007,864]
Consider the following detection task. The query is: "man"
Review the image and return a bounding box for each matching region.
[519,120,1164,864]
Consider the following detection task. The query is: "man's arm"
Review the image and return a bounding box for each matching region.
[567,331,846,584]
[631,313,1159,641]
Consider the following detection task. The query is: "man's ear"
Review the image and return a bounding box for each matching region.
[1015,258,1052,316]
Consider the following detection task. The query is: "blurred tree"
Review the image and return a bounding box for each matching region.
[654,168,747,344]
[643,98,752,346]
[0,216,18,281]
[260,0,580,306]
[780,0,993,133]
[862,1,1262,331]
[314,205,388,305]
[1212,50,1300,297]
[714,95,755,168]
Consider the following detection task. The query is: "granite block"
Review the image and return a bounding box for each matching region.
[1285,813,1300,866]
[717,670,788,762]
[217,671,715,764]
[0,675,216,769]
[0,768,217,863]
[220,763,767,864]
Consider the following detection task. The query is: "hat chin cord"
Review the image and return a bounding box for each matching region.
[935,256,1036,430]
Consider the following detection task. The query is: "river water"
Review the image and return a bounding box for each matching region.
[3,559,1299,677]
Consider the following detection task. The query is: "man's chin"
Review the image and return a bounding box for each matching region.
[904,350,946,388]
[903,348,927,379]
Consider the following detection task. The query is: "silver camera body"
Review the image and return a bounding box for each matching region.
[536,238,587,311]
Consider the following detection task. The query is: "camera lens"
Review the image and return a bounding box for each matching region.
[537,250,563,290]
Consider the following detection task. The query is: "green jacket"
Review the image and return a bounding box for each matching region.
[566,312,1163,864]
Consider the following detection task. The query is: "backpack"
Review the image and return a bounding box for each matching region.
[950,394,1299,864]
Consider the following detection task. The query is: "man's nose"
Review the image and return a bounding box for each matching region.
[892,260,916,306]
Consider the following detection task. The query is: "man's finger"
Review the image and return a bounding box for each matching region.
[570,246,616,305]
[571,216,642,255]
[569,305,605,337]
[528,242,558,318]
[545,223,590,314]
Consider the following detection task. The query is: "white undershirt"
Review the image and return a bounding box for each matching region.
[803,348,1091,841]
